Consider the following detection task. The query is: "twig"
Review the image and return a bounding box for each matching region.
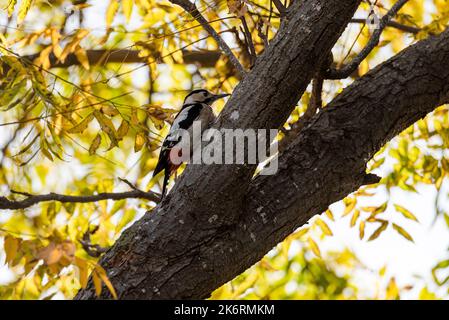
[326,0,410,79]
[79,226,109,258]
[240,16,257,66]
[257,19,269,47]
[279,77,322,152]
[0,188,161,210]
[279,52,333,152]
[350,18,420,34]
[118,177,138,191]
[272,0,287,15]
[10,189,34,197]
[169,0,246,76]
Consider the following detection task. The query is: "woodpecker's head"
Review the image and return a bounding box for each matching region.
[183,89,230,106]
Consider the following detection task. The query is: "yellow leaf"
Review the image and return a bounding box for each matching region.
[386,277,400,299]
[106,0,119,28]
[308,237,321,258]
[53,44,63,59]
[38,243,62,265]
[17,0,32,24]
[94,110,118,148]
[74,46,90,70]
[368,221,388,241]
[131,108,140,126]
[100,105,119,117]
[291,227,309,239]
[37,46,53,70]
[315,218,333,236]
[50,28,61,47]
[41,147,54,162]
[359,220,365,239]
[358,59,369,76]
[343,197,356,216]
[227,0,247,17]
[95,265,118,299]
[7,0,17,17]
[89,134,102,155]
[117,120,130,139]
[442,158,449,172]
[394,204,419,222]
[392,223,414,242]
[379,265,387,276]
[92,271,102,297]
[59,241,76,266]
[75,257,89,289]
[60,29,90,62]
[350,209,360,227]
[325,209,334,221]
[4,236,19,266]
[67,112,94,134]
[122,0,133,22]
[134,131,146,152]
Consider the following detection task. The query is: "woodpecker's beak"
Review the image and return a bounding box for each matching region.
[211,93,230,102]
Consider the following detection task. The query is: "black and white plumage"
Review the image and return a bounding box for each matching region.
[153,89,230,199]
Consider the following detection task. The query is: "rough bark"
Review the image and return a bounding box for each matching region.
[76,0,449,299]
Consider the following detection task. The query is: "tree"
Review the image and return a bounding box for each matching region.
[1,0,449,300]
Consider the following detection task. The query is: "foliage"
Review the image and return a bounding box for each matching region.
[0,0,448,299]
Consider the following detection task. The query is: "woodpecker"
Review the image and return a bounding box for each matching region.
[153,89,230,199]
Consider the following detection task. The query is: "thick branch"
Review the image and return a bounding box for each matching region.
[76,26,449,300]
[327,0,410,79]
[0,189,160,210]
[2,49,221,71]
[169,0,246,76]
[76,0,363,299]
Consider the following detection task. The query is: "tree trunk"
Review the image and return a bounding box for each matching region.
[75,0,449,299]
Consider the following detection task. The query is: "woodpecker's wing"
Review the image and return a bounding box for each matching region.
[152,103,205,177]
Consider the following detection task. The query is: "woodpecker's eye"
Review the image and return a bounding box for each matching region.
[203,92,207,96]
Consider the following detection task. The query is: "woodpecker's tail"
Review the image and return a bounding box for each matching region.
[161,169,170,199]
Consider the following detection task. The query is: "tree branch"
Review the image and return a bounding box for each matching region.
[240,16,257,67]
[0,188,160,210]
[75,0,364,300]
[77,26,449,300]
[272,0,287,15]
[169,0,246,76]
[279,76,323,152]
[0,49,221,73]
[327,0,410,79]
